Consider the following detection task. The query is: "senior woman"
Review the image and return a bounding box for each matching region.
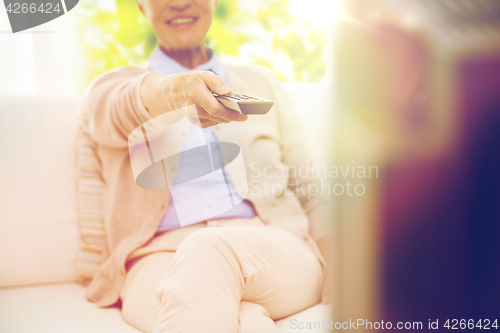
[84,0,333,332]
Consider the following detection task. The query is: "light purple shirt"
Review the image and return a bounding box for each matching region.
[148,47,256,232]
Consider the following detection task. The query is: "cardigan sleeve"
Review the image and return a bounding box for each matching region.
[84,66,155,148]
[261,68,334,241]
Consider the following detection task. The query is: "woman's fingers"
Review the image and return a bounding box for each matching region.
[183,113,219,128]
[197,70,231,96]
[194,105,227,124]
[166,71,249,127]
[198,119,219,128]
[180,105,228,128]
[195,88,247,123]
[195,71,249,122]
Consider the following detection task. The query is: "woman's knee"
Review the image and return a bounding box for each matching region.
[176,227,230,256]
[164,227,243,287]
[155,228,244,304]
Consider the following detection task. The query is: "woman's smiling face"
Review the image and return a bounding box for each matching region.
[138,0,217,52]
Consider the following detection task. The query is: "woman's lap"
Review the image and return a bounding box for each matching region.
[120,225,322,333]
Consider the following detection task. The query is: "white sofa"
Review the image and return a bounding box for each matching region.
[0,83,332,333]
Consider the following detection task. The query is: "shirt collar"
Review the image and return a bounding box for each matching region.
[148,46,229,84]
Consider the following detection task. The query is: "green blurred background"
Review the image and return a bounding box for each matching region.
[71,0,330,94]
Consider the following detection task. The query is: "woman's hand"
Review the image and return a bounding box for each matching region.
[140,70,248,128]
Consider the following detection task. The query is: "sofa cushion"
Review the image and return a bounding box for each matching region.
[0,283,140,333]
[0,282,332,333]
[0,97,81,287]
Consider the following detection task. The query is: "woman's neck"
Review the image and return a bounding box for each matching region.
[160,44,211,69]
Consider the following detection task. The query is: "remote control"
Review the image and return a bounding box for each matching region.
[213,93,274,115]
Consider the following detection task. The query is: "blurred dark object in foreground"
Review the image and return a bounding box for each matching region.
[334,0,500,330]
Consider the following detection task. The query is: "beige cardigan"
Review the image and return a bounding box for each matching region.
[84,63,333,307]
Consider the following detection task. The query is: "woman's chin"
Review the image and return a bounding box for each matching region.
[160,38,205,52]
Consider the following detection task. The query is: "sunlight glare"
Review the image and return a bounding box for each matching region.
[288,0,340,30]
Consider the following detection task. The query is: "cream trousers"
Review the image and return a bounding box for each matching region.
[120,224,323,333]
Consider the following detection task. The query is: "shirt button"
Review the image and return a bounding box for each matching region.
[207,204,211,209]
